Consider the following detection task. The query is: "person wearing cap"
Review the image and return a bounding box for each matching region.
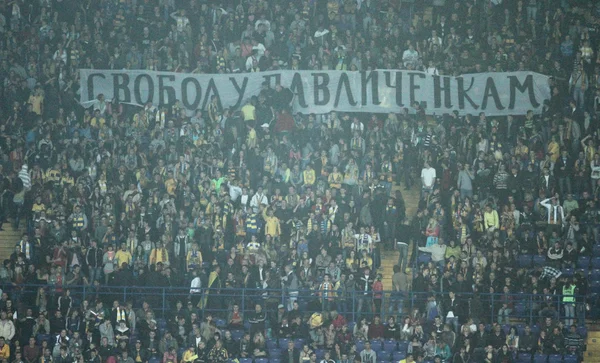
[130,340,148,363]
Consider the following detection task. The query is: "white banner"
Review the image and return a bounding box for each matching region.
[79,69,550,116]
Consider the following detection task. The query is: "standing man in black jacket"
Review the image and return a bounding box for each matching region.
[356,267,373,320]
[85,240,103,285]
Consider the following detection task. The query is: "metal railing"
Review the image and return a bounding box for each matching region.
[6,284,588,327]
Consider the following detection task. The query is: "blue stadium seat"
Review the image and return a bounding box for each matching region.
[148,358,160,363]
[417,254,431,265]
[516,354,531,363]
[370,339,383,351]
[268,349,281,358]
[547,354,562,363]
[533,255,546,267]
[515,302,526,317]
[294,338,304,349]
[593,244,600,256]
[270,359,282,363]
[177,347,185,360]
[238,359,253,363]
[383,340,397,352]
[378,351,392,361]
[563,355,578,363]
[577,326,587,339]
[577,256,590,268]
[532,353,548,363]
[35,334,51,345]
[266,339,278,350]
[215,318,226,328]
[592,257,600,269]
[278,338,289,348]
[356,340,365,352]
[231,330,244,340]
[518,255,532,268]
[397,341,409,353]
[562,268,574,276]
[392,351,406,361]
[590,269,600,281]
[589,280,600,294]
[315,349,325,360]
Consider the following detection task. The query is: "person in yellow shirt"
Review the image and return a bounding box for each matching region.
[328,166,343,189]
[547,135,560,163]
[164,171,177,196]
[246,125,257,149]
[0,337,9,359]
[27,87,44,115]
[241,98,256,124]
[149,242,169,266]
[90,109,106,129]
[115,243,133,267]
[186,243,203,272]
[31,196,46,218]
[303,164,316,187]
[181,346,198,363]
[262,207,281,238]
[483,204,499,232]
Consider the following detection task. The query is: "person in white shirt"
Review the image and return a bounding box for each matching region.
[402,44,419,67]
[228,181,242,202]
[418,238,447,270]
[540,196,565,232]
[353,227,372,253]
[169,9,190,33]
[240,188,250,211]
[421,162,436,195]
[250,187,269,211]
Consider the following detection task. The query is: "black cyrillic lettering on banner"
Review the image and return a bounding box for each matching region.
[312,73,330,106]
[508,74,540,109]
[157,75,176,106]
[384,71,404,107]
[230,77,249,108]
[289,72,308,108]
[112,73,130,103]
[263,74,281,87]
[457,77,479,110]
[181,77,202,110]
[134,74,154,105]
[361,71,381,106]
[334,73,357,107]
[87,73,106,101]
[433,76,452,109]
[408,72,426,106]
[201,78,222,110]
[481,77,505,110]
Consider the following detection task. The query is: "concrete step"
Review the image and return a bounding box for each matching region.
[0,225,26,261]
[585,331,600,361]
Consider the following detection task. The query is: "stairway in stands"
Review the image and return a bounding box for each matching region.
[381,183,420,290]
[0,223,24,261]
[586,331,600,362]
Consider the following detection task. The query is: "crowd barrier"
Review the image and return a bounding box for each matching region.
[6,284,589,328]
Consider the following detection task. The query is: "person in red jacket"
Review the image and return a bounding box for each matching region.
[368,315,385,340]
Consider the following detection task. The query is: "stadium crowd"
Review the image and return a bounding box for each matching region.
[0,0,599,362]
